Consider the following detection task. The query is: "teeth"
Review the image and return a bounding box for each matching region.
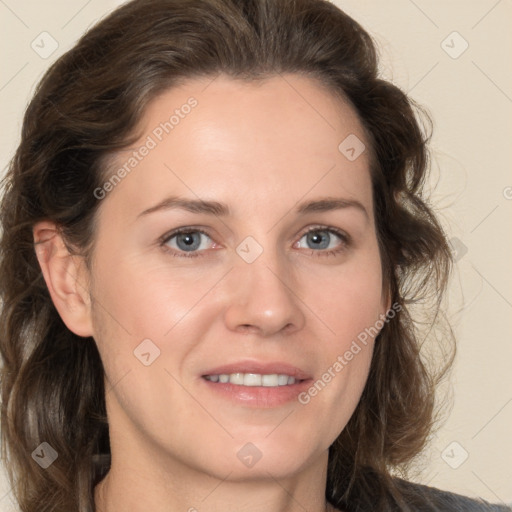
[230,373,244,385]
[204,373,298,387]
[262,374,278,386]
[278,374,289,386]
[244,373,261,386]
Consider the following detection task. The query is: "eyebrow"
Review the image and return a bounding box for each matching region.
[137,196,369,219]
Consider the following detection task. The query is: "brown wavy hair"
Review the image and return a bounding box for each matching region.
[0,0,454,510]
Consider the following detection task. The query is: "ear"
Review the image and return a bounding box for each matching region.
[33,221,94,338]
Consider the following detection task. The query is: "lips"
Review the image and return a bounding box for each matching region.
[199,360,314,407]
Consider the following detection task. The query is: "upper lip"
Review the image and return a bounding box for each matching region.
[202,360,313,380]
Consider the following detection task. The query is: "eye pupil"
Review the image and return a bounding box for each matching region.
[177,232,201,250]
[307,231,329,249]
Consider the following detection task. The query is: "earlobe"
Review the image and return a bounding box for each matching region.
[33,221,94,338]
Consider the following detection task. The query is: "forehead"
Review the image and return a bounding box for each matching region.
[100,73,373,221]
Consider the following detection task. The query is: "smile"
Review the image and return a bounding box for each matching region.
[203,373,300,387]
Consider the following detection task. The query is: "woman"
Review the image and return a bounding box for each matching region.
[0,0,508,511]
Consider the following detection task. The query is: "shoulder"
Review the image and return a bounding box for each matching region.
[327,470,510,512]
[394,478,512,512]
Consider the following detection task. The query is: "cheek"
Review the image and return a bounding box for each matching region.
[296,248,383,425]
[88,254,221,412]
[304,249,385,340]
[91,251,219,342]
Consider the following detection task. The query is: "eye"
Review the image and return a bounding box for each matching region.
[160,228,214,258]
[295,227,349,257]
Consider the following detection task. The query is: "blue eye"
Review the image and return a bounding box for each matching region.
[159,226,349,259]
[161,228,213,258]
[297,228,347,254]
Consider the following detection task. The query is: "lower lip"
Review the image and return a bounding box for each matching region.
[201,377,312,408]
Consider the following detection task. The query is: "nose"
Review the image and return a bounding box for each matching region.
[223,247,306,337]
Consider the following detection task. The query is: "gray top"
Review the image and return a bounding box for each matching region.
[328,478,512,511]
[396,479,511,512]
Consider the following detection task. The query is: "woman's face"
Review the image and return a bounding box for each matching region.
[85,74,388,481]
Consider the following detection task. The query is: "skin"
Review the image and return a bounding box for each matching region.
[34,73,390,512]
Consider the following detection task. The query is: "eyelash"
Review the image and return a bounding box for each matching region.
[159,225,350,259]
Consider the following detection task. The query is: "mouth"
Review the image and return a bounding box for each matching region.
[203,373,304,387]
[200,361,312,407]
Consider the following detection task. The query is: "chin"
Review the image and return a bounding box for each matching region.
[186,434,326,482]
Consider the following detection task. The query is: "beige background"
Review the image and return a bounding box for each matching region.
[1,0,511,509]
